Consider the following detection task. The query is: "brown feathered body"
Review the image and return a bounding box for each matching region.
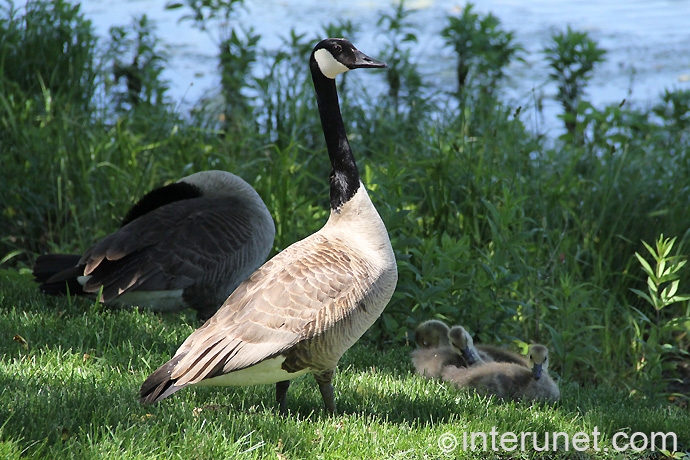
[139,184,397,403]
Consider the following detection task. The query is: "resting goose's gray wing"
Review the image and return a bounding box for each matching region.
[78,196,262,301]
[169,233,374,386]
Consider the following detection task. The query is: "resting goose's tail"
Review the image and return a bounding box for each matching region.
[33,254,85,296]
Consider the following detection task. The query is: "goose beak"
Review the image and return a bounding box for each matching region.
[352,50,387,69]
[532,363,543,380]
[462,347,477,365]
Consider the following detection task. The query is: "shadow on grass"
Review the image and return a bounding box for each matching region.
[0,269,198,358]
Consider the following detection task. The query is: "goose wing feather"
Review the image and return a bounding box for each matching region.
[169,234,370,386]
[78,197,262,300]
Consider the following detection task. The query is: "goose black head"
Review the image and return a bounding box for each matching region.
[311,38,386,79]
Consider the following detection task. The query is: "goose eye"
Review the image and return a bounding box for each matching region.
[332,44,342,54]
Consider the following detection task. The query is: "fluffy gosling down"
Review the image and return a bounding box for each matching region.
[411,323,478,379]
[447,325,485,366]
[441,344,560,403]
[474,344,529,367]
[413,319,451,349]
[450,324,528,367]
[411,320,529,379]
[138,38,397,415]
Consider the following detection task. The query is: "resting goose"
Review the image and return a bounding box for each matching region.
[32,171,275,320]
[138,38,397,414]
[441,344,560,403]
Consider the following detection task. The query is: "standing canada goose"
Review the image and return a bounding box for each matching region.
[138,38,397,414]
[32,171,275,320]
[441,344,560,403]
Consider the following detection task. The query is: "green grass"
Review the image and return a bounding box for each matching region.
[1,269,688,459]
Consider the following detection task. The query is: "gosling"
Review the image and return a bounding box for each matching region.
[412,323,477,379]
[447,325,485,366]
[413,319,451,349]
[441,344,560,403]
[447,325,527,369]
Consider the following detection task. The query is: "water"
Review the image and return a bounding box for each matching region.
[57,1,690,133]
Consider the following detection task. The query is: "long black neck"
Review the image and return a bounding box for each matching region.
[310,58,360,212]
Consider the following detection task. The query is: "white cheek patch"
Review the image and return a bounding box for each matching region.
[314,48,350,79]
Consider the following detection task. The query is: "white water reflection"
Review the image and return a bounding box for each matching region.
[69,1,690,132]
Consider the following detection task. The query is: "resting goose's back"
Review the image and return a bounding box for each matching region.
[33,170,275,320]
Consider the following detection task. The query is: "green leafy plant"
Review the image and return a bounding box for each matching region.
[164,0,245,32]
[0,0,98,112]
[543,26,606,139]
[165,0,252,131]
[106,15,171,112]
[441,2,522,98]
[653,88,690,132]
[375,0,424,116]
[630,235,690,401]
[218,26,260,131]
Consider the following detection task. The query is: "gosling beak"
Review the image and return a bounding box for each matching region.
[462,347,477,365]
[532,363,543,380]
[352,50,387,69]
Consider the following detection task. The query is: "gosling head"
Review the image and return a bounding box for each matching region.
[414,320,450,349]
[448,325,480,365]
[527,344,550,380]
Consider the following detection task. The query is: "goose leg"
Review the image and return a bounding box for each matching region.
[276,380,290,415]
[314,369,336,414]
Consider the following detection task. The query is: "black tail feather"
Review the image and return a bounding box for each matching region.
[139,354,187,404]
[33,254,86,296]
[33,254,81,282]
